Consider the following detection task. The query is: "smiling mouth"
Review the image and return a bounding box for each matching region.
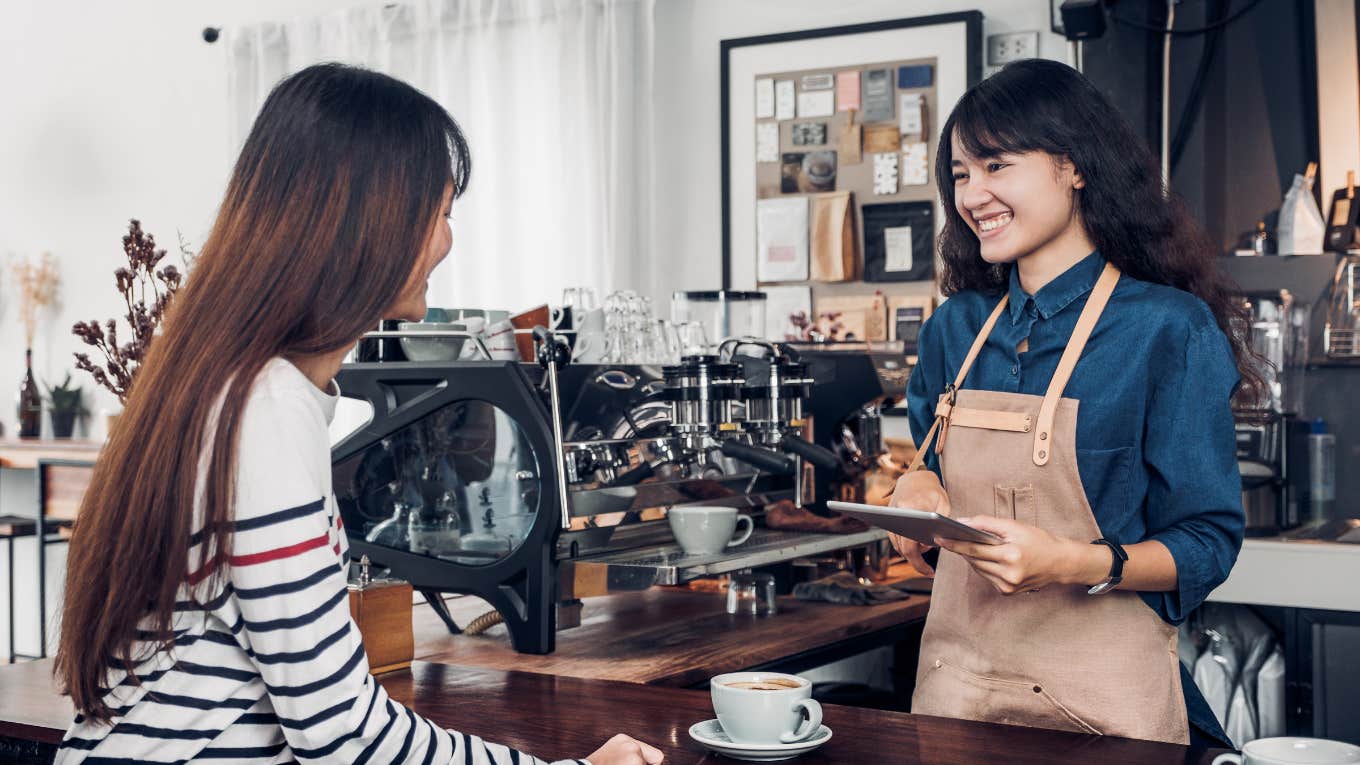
[974,211,1013,234]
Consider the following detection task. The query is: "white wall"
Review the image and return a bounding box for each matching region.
[0,0,395,437]
[0,0,390,658]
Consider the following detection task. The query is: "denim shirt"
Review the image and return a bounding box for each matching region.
[907,251,1244,624]
[907,252,1242,743]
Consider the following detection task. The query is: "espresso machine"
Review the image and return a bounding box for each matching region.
[330,330,893,654]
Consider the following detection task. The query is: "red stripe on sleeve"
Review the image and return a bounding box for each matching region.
[230,533,331,567]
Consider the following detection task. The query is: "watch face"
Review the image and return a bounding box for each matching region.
[1087,578,1120,596]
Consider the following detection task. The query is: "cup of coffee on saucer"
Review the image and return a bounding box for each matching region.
[689,672,831,761]
[668,506,753,557]
[1212,738,1360,765]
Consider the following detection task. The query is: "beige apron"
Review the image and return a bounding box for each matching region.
[907,263,1189,744]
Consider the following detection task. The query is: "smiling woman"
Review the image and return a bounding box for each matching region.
[888,59,1261,750]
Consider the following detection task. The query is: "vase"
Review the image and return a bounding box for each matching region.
[17,348,41,439]
[51,410,78,439]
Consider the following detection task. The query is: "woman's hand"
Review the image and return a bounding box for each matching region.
[886,471,952,577]
[932,515,1090,595]
[585,733,664,765]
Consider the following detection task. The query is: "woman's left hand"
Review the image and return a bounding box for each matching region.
[934,515,1089,595]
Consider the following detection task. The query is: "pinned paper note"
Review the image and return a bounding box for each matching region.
[836,70,861,111]
[756,123,779,163]
[899,93,924,138]
[797,90,834,118]
[883,226,914,272]
[902,142,929,186]
[801,73,834,91]
[873,153,899,195]
[864,124,900,154]
[897,65,933,89]
[757,197,810,282]
[837,114,862,165]
[791,122,826,146]
[775,80,795,120]
[861,68,894,122]
[755,78,775,119]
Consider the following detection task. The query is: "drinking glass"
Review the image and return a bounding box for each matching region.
[676,321,711,357]
[727,571,777,615]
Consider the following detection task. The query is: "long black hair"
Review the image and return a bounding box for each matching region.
[935,58,1263,408]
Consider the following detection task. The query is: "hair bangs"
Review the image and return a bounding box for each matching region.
[949,86,1048,162]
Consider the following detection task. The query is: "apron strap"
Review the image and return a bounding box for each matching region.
[906,294,1010,474]
[1032,262,1121,466]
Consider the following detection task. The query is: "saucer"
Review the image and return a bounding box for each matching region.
[688,719,832,761]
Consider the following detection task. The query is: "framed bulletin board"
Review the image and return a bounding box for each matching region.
[721,13,982,305]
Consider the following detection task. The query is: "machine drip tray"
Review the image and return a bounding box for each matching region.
[573,528,887,586]
[1280,519,1360,544]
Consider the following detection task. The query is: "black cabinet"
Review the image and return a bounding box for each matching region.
[1287,608,1360,743]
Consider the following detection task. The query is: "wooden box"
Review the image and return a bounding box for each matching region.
[348,580,414,675]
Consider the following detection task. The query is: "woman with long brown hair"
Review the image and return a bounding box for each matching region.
[54,63,661,765]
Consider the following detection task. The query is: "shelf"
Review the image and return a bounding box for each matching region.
[1216,253,1341,301]
[1306,357,1360,369]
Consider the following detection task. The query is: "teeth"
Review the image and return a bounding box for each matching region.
[978,212,1012,232]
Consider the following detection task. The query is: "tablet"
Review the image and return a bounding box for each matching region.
[825,501,1003,546]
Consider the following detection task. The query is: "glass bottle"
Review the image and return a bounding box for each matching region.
[18,348,41,438]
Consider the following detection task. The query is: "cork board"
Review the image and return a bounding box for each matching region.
[721,13,983,338]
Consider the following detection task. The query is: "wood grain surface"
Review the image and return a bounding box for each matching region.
[414,583,930,687]
[0,659,1227,764]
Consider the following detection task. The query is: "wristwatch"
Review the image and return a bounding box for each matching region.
[1087,538,1128,595]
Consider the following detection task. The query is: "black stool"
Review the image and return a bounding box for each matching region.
[0,514,37,663]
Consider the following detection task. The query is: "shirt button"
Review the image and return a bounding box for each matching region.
[1010,365,1018,375]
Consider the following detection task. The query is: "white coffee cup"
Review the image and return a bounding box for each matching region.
[1212,738,1360,765]
[571,308,609,363]
[484,318,519,361]
[667,506,753,556]
[710,672,822,745]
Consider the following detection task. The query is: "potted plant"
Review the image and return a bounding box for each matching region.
[43,374,87,439]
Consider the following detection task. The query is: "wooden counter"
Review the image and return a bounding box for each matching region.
[413,570,931,687]
[0,659,1227,764]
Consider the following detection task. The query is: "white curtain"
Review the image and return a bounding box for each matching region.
[225,0,656,313]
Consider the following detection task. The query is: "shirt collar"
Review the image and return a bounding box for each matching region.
[1007,251,1106,324]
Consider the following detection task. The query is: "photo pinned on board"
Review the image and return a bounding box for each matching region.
[781,151,837,193]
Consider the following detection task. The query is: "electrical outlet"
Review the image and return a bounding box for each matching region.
[987,31,1040,66]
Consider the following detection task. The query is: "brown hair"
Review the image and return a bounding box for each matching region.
[935,59,1265,409]
[55,63,470,722]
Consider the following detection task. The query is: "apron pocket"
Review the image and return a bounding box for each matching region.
[927,658,1102,736]
[992,484,1037,525]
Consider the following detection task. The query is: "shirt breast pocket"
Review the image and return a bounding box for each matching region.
[1075,446,1135,526]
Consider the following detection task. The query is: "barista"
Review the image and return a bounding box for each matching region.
[889,60,1255,747]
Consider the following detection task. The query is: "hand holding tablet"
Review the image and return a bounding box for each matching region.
[825,501,1003,546]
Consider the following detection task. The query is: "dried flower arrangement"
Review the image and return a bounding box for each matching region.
[788,310,849,342]
[72,220,190,403]
[9,252,61,348]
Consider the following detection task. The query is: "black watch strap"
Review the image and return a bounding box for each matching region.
[1088,538,1128,595]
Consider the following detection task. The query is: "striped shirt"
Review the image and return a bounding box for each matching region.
[59,358,586,765]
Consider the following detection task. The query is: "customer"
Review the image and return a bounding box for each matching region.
[890,59,1255,747]
[53,63,661,765]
